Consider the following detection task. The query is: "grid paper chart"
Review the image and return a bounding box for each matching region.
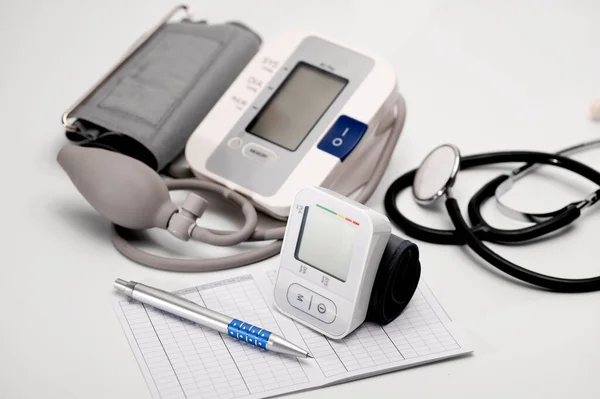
[294,287,460,377]
[119,276,309,399]
[115,273,471,399]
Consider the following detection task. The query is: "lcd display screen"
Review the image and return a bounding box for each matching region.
[246,62,347,151]
[295,204,358,282]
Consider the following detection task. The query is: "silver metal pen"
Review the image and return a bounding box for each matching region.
[114,279,313,359]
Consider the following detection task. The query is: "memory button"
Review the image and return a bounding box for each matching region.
[242,143,277,163]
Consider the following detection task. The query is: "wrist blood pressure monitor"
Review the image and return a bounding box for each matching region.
[274,187,421,339]
[186,32,401,219]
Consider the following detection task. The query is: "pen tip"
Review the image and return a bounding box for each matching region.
[306,353,314,359]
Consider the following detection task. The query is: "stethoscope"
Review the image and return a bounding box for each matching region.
[384,139,600,293]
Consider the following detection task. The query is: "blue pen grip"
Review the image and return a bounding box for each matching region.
[227,319,272,349]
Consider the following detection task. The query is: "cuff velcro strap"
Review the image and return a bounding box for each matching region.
[366,235,421,325]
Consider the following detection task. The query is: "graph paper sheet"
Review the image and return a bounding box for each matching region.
[113,272,471,399]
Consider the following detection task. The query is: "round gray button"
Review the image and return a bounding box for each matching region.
[228,137,243,149]
[317,303,326,314]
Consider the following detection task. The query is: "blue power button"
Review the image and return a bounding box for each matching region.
[317,115,368,161]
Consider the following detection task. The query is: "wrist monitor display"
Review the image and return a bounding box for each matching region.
[274,187,393,339]
[295,203,358,282]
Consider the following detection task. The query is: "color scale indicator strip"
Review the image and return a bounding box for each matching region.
[316,204,360,226]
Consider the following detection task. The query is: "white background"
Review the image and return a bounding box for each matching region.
[1,0,599,398]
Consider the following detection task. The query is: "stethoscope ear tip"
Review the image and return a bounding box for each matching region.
[412,144,461,205]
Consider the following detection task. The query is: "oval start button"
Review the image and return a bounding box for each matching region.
[241,143,277,163]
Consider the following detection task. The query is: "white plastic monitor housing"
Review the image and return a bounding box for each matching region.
[185,31,399,219]
[274,186,391,339]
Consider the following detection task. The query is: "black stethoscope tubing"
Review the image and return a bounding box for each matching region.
[384,150,600,293]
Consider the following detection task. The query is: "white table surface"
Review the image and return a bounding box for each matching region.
[1,0,599,397]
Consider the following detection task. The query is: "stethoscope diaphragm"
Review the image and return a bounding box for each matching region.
[412,144,460,205]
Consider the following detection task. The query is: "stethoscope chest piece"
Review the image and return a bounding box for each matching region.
[413,144,461,204]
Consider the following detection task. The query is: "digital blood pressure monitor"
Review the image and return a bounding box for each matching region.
[273,187,394,339]
[185,32,400,219]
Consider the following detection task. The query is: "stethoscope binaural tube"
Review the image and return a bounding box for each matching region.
[445,194,600,292]
[492,139,600,223]
[467,174,584,244]
[384,144,600,292]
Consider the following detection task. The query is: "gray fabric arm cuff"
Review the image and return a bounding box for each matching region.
[68,20,261,170]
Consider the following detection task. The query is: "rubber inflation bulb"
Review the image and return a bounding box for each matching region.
[57,146,178,229]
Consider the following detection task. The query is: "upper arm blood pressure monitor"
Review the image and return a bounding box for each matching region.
[186,32,400,219]
[57,7,417,308]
